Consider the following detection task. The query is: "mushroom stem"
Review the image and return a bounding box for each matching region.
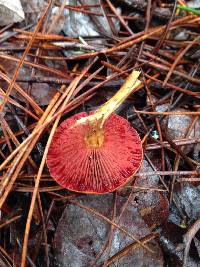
[77,70,141,128]
[75,70,141,148]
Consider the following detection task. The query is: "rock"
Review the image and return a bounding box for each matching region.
[21,0,47,23]
[62,0,120,37]
[172,184,200,225]
[164,108,200,154]
[187,0,200,8]
[0,0,24,26]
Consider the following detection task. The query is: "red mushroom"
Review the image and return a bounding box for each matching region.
[47,71,143,194]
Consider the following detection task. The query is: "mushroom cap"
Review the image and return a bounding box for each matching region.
[46,112,143,194]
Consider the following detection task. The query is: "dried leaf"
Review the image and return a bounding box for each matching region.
[54,194,163,267]
[134,160,169,227]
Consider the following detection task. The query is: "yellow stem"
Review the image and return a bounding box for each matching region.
[77,70,141,128]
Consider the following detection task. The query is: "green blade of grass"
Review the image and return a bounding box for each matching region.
[177,4,200,16]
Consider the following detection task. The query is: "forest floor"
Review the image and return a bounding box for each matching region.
[0,0,200,266]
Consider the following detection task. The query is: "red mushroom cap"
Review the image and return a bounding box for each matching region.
[46,112,143,194]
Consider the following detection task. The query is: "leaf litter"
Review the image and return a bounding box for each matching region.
[0,0,199,266]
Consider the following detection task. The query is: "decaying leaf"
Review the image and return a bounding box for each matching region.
[134,159,169,228]
[54,194,163,267]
